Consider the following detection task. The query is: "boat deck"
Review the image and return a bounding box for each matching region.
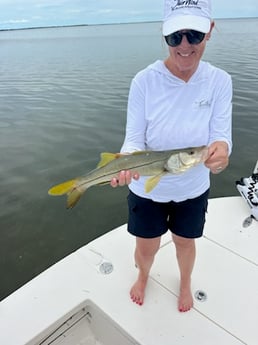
[0,196,257,345]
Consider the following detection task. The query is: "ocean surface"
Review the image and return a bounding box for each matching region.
[0,18,257,300]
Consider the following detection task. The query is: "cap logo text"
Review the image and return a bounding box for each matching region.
[172,0,201,11]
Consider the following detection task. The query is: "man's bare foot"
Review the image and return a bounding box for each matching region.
[178,287,193,312]
[130,276,148,306]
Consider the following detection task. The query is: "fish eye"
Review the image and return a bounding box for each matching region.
[189,150,195,155]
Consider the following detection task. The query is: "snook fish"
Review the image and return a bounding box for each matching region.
[48,146,208,208]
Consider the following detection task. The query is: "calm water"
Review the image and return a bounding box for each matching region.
[0,19,257,300]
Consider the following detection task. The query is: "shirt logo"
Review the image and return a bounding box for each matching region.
[195,99,211,107]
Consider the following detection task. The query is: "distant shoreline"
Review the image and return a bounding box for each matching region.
[0,21,158,32]
[0,17,257,32]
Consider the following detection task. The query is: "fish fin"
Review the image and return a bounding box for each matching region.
[97,152,122,168]
[97,151,147,168]
[67,189,82,209]
[145,173,166,193]
[48,179,77,196]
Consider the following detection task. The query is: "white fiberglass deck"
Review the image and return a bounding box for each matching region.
[0,196,257,345]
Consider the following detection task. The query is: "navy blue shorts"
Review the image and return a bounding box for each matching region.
[127,189,209,239]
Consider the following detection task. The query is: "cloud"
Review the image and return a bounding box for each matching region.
[0,0,162,29]
[212,0,258,18]
[0,19,29,24]
[0,0,258,30]
[65,8,85,14]
[97,9,114,14]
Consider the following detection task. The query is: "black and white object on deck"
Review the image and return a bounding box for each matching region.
[236,160,258,224]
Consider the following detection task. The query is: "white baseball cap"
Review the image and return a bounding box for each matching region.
[163,0,212,36]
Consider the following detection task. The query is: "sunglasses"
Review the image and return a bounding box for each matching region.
[165,30,205,47]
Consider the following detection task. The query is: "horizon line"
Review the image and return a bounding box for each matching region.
[0,16,257,32]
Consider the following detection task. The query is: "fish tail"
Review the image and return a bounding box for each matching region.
[48,179,84,209]
[48,179,77,196]
[66,189,82,209]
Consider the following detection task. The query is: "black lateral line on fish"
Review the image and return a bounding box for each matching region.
[73,157,170,191]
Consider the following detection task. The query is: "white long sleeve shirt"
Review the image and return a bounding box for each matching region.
[121,60,232,202]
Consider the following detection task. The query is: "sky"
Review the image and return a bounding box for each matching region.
[0,0,258,30]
